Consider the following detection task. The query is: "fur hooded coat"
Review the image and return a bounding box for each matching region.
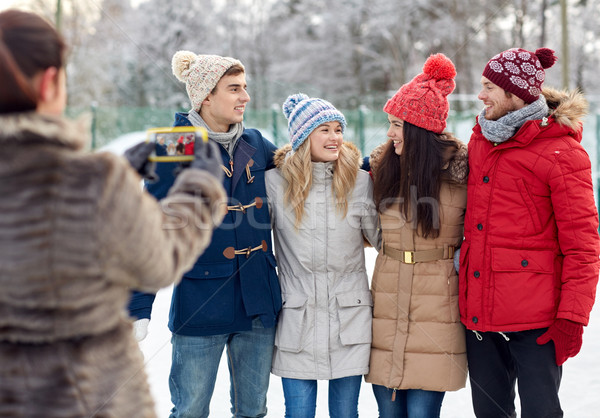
[366,134,469,392]
[0,112,225,417]
[266,142,380,380]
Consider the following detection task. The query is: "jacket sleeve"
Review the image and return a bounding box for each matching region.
[127,291,156,320]
[549,146,600,325]
[265,171,277,229]
[98,155,226,293]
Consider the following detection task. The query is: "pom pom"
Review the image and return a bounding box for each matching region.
[282,93,309,119]
[423,53,456,80]
[535,48,557,69]
[172,50,197,82]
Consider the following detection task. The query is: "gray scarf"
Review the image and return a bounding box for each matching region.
[187,110,244,157]
[478,95,549,143]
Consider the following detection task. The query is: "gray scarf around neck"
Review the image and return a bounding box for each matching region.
[187,110,244,157]
[478,95,549,143]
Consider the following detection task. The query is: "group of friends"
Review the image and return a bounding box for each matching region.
[0,9,599,418]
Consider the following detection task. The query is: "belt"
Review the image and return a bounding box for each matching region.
[383,243,455,264]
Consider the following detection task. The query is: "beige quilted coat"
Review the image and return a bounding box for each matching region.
[366,137,468,392]
[0,113,226,417]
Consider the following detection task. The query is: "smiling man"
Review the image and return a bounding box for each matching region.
[460,47,600,417]
[128,52,281,418]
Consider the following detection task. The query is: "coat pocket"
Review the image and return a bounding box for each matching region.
[336,290,373,346]
[516,178,543,233]
[490,247,558,325]
[184,261,233,279]
[274,293,308,353]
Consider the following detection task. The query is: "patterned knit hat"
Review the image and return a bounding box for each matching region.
[283,93,347,151]
[172,51,244,111]
[483,48,557,104]
[384,53,456,134]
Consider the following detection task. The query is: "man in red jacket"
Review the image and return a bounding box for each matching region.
[459,47,600,417]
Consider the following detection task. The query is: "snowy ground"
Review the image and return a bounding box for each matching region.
[137,247,600,417]
[100,133,600,417]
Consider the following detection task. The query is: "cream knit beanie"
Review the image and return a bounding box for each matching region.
[172,51,244,111]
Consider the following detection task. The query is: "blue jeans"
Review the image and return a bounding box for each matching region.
[169,318,275,418]
[281,375,362,418]
[372,384,445,418]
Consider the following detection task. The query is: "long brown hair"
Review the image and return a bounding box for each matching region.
[0,10,66,114]
[373,121,460,239]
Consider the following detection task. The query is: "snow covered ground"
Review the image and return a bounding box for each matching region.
[137,248,600,417]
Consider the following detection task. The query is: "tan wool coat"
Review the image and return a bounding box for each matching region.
[366,137,468,392]
[0,113,226,417]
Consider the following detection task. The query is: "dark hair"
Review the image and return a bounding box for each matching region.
[372,121,460,239]
[0,10,66,114]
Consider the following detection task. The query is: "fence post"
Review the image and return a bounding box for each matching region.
[358,105,366,156]
[271,104,279,145]
[90,102,98,150]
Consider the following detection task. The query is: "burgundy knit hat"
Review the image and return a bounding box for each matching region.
[383,53,456,134]
[483,48,557,104]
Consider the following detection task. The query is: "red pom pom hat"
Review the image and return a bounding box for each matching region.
[383,53,456,134]
[482,47,557,104]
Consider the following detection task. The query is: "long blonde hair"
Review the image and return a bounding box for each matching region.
[281,139,359,229]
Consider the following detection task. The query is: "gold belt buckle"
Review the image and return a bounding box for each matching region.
[403,251,415,264]
[448,246,455,259]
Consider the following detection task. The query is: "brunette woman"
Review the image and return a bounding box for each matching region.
[366,54,468,418]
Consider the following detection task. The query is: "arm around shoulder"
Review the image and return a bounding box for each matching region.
[358,170,381,250]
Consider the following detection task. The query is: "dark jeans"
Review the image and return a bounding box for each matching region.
[466,328,563,418]
[372,384,445,418]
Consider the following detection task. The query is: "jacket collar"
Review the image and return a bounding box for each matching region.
[543,87,588,132]
[231,138,256,194]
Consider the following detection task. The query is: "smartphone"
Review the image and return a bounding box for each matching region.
[146,126,208,162]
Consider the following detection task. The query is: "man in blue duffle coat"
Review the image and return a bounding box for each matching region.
[128,51,281,418]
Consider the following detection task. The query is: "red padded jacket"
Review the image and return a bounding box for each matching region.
[459,88,600,332]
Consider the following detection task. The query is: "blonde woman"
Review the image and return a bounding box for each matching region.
[266,94,380,417]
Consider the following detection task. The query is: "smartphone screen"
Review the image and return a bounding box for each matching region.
[146,127,207,162]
